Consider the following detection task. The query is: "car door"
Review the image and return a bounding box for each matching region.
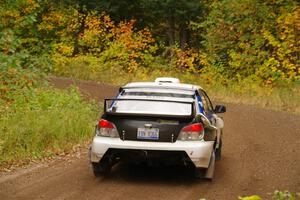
[199,90,215,124]
[198,89,221,142]
[199,90,224,149]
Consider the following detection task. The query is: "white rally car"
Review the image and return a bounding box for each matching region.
[89,77,226,179]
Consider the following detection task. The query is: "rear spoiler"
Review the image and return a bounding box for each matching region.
[104,98,195,118]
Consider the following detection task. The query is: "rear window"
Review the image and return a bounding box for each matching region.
[105,99,194,117]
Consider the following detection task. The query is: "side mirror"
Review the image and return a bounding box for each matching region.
[214,105,226,113]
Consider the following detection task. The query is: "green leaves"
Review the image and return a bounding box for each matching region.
[199,0,299,84]
[273,190,300,200]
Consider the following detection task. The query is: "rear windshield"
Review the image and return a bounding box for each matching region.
[106,99,193,117]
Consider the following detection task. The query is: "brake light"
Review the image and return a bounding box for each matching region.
[98,119,115,129]
[181,123,203,132]
[96,119,119,138]
[178,123,204,141]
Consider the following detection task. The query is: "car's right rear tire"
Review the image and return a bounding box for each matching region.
[194,167,206,179]
[215,139,222,160]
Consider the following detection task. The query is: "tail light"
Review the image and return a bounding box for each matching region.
[178,123,204,141]
[96,119,119,138]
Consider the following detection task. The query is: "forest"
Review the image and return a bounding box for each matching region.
[0,0,299,167]
[1,0,299,115]
[1,0,299,82]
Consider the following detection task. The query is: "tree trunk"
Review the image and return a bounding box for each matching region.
[166,14,175,46]
[72,6,87,56]
[179,23,189,50]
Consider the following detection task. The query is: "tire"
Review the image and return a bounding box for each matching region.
[194,167,206,179]
[215,139,222,160]
[92,162,111,177]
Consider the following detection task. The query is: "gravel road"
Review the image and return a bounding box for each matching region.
[0,76,299,200]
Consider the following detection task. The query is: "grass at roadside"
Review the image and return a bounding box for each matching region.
[51,56,300,115]
[0,87,99,168]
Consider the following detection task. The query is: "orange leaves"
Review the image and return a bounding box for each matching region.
[110,21,156,72]
[31,6,157,72]
[65,13,157,72]
[169,47,200,72]
[109,19,154,52]
[47,10,158,74]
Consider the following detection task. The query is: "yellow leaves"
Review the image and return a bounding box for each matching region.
[53,43,74,56]
[78,13,114,49]
[256,58,275,80]
[238,42,250,50]
[199,53,210,68]
[228,50,242,70]
[239,195,261,200]
[259,5,300,82]
[271,66,277,72]
[51,10,157,73]
[0,9,19,28]
[21,0,39,14]
[1,10,20,19]
[38,11,65,31]
[262,29,280,48]
[277,7,300,39]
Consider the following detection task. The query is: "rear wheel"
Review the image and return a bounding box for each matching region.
[215,139,222,160]
[194,167,206,179]
[92,161,111,177]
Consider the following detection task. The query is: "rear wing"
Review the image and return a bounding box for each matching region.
[104,98,195,118]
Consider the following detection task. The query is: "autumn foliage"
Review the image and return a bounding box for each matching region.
[198,0,299,83]
[0,0,299,84]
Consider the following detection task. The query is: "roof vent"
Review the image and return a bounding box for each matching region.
[155,77,180,84]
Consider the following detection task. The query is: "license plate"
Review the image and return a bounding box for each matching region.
[137,128,159,140]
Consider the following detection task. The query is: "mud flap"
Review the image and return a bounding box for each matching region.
[204,151,215,179]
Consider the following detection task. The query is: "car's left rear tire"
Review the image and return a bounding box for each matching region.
[92,161,111,177]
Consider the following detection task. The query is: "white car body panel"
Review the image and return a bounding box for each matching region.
[90,136,214,168]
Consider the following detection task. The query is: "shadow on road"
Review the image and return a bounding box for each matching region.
[95,161,216,186]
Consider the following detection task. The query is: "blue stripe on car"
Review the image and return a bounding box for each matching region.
[196,95,204,114]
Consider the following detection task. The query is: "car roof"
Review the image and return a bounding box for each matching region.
[123,81,203,92]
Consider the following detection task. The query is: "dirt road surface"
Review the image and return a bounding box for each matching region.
[1,76,299,200]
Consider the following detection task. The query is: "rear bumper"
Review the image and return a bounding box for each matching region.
[90,136,214,168]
